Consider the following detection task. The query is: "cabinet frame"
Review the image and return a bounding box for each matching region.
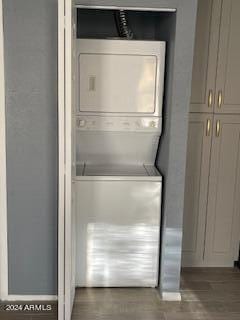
[184,0,240,267]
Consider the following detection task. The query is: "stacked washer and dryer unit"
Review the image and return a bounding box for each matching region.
[75,39,166,287]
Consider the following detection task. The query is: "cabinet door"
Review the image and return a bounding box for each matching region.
[205,115,240,266]
[215,0,240,113]
[190,0,222,113]
[182,113,213,266]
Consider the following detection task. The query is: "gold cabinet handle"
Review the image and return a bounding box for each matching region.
[208,90,213,108]
[217,90,222,108]
[206,119,211,136]
[216,120,220,137]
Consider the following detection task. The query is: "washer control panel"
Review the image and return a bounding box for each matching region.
[76,116,162,133]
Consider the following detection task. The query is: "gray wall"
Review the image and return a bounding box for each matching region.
[155,2,197,293]
[3,0,58,294]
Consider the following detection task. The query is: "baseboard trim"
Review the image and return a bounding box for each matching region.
[182,261,235,267]
[161,292,181,301]
[5,295,58,301]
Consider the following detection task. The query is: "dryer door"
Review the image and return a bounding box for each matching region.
[77,39,165,117]
[79,53,157,114]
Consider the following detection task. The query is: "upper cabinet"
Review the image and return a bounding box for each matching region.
[215,0,240,114]
[190,0,240,114]
[190,0,222,113]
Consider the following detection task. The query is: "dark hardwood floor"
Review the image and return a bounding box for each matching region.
[1,268,240,319]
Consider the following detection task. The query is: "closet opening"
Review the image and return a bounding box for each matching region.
[69,6,177,319]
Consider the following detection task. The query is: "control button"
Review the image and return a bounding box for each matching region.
[150,121,156,128]
[77,119,86,127]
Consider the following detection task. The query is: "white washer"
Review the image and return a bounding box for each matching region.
[75,164,162,287]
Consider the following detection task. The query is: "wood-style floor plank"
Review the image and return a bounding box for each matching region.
[0,268,240,319]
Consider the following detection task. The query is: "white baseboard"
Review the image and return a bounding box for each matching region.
[161,292,181,301]
[5,295,58,301]
[182,261,234,267]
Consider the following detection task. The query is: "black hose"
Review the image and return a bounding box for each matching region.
[115,10,133,39]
